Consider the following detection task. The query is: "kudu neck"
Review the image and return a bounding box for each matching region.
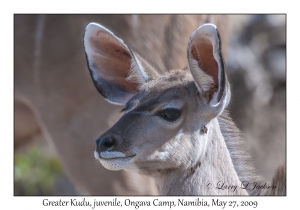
[155,118,249,195]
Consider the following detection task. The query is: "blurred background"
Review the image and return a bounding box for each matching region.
[227,15,286,181]
[14,14,286,195]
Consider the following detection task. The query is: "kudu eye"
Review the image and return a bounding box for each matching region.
[159,108,181,122]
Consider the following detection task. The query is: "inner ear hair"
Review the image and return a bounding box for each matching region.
[187,24,225,105]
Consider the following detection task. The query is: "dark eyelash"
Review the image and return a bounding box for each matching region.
[120,107,127,113]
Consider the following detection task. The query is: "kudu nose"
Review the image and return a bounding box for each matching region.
[96,136,116,152]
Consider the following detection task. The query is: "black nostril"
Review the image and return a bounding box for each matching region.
[102,137,115,149]
[96,136,116,152]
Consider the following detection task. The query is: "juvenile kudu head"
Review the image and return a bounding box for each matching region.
[84,23,231,176]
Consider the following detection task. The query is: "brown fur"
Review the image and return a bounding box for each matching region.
[263,164,286,195]
[86,21,286,195]
[15,15,230,195]
[219,111,286,195]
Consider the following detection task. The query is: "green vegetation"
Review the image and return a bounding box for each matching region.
[14,145,63,195]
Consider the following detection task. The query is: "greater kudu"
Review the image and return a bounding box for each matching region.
[86,22,286,195]
[15,15,231,195]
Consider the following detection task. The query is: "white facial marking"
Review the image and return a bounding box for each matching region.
[100,151,126,159]
[159,145,171,160]
[175,129,184,140]
[99,156,135,171]
[96,151,137,171]
[94,150,99,159]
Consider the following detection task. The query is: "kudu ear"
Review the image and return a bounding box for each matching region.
[187,24,230,114]
[84,23,159,105]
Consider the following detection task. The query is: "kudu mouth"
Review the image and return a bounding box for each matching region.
[95,153,136,171]
[94,133,137,170]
